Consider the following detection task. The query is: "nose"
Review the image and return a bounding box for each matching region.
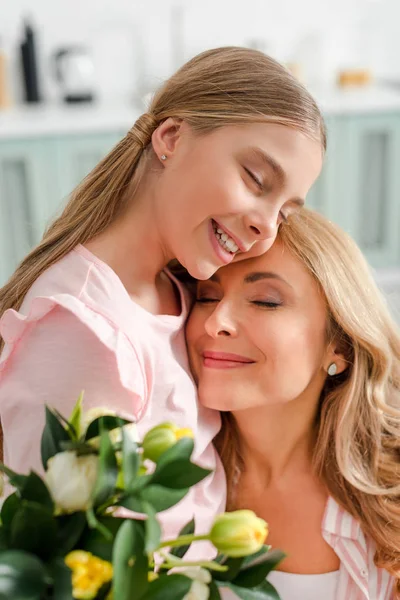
[244,205,281,242]
[204,303,238,339]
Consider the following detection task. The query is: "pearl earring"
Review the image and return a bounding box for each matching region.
[328,363,337,376]
[160,154,167,161]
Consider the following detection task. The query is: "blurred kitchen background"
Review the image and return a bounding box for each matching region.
[1,0,400,318]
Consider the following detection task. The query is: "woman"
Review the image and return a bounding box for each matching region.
[0,47,323,546]
[187,208,400,598]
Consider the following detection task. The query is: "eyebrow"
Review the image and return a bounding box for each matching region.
[247,147,305,207]
[209,271,293,289]
[244,271,293,288]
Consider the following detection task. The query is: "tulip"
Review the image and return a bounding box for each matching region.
[209,510,268,557]
[45,451,98,513]
[65,550,113,599]
[142,422,194,463]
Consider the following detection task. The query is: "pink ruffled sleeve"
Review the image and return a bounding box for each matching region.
[0,303,146,477]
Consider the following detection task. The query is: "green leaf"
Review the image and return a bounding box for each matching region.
[118,494,144,514]
[233,549,286,588]
[0,465,27,493]
[213,556,245,582]
[169,518,195,559]
[19,472,54,512]
[79,516,122,562]
[154,438,194,470]
[69,392,84,440]
[55,512,87,556]
[86,508,113,542]
[142,501,161,554]
[112,520,148,600]
[225,580,281,600]
[1,493,20,529]
[91,428,118,508]
[121,425,139,489]
[10,501,57,560]
[140,574,192,600]
[140,484,189,512]
[0,550,47,600]
[84,416,132,441]
[47,557,73,600]
[41,406,72,469]
[150,459,211,490]
[209,580,222,600]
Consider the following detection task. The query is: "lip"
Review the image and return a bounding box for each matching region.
[212,219,247,253]
[202,350,255,369]
[209,220,236,265]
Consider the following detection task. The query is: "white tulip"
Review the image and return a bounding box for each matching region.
[81,407,137,447]
[172,567,211,600]
[45,451,98,513]
[81,407,119,435]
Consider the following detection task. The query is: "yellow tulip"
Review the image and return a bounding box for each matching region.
[142,422,194,462]
[210,510,268,557]
[65,550,113,599]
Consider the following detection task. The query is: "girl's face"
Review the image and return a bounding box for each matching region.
[186,240,343,412]
[153,121,323,280]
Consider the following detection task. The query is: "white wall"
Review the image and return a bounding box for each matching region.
[2,0,400,105]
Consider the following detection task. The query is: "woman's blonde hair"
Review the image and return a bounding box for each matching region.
[0,46,325,340]
[215,208,400,589]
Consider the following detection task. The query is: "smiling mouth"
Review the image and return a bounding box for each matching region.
[202,350,255,369]
[212,220,239,254]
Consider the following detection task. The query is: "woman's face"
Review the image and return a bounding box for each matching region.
[186,239,338,411]
[153,121,323,280]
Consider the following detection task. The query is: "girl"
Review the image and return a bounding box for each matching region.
[0,47,324,546]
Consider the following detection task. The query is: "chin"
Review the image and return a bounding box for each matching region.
[198,389,237,412]
[184,258,219,282]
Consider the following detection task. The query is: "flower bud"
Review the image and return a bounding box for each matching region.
[210,510,268,557]
[142,422,194,463]
[45,451,98,513]
[65,550,113,599]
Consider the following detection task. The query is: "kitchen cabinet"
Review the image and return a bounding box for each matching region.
[306,113,400,269]
[0,132,125,284]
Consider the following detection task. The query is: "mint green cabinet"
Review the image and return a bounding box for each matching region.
[0,139,56,284]
[307,114,400,269]
[0,132,125,284]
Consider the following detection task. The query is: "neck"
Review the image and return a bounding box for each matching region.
[233,393,320,487]
[84,169,172,295]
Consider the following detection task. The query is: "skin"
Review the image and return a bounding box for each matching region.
[85,119,322,315]
[186,242,348,573]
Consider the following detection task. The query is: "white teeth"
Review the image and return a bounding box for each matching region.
[212,221,239,254]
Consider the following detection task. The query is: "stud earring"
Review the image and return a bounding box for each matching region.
[160,154,167,161]
[327,363,337,376]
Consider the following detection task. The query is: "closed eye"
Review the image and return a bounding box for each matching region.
[244,167,263,189]
[195,297,219,304]
[252,301,282,309]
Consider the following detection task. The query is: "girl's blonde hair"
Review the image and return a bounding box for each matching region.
[0,46,325,339]
[215,208,400,590]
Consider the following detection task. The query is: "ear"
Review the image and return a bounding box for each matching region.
[324,342,348,376]
[151,117,186,161]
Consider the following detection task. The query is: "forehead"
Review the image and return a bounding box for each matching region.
[208,240,314,289]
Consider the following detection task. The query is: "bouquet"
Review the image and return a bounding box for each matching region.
[0,394,284,600]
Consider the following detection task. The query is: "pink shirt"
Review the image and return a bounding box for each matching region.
[0,245,226,553]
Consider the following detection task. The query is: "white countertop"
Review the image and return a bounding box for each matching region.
[1,87,400,140]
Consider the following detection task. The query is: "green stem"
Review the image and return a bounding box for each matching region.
[159,551,228,573]
[163,560,228,572]
[157,533,210,550]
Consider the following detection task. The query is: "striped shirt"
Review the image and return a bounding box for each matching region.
[322,496,396,599]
